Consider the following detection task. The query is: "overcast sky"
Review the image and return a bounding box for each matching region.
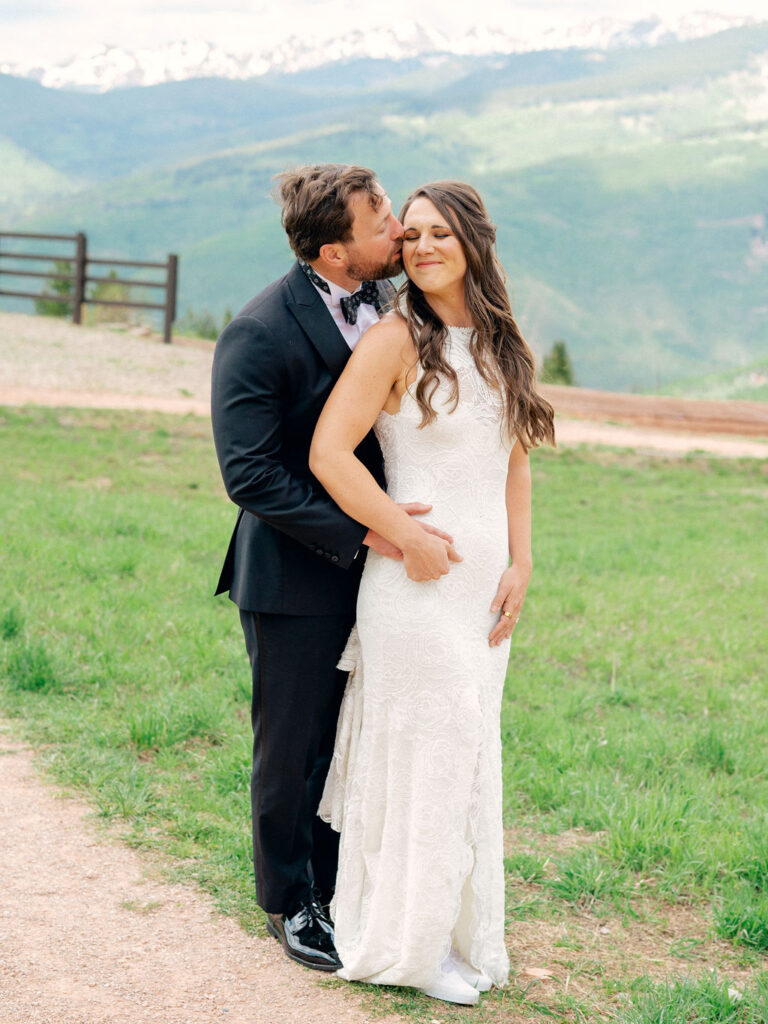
[2,1,766,65]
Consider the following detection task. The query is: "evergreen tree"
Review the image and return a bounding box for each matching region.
[540,340,575,386]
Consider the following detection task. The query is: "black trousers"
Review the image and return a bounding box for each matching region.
[239,609,355,915]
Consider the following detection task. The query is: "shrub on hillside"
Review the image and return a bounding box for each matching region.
[34,260,74,317]
[177,307,233,340]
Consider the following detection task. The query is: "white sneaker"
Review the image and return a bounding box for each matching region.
[420,956,480,1005]
[450,949,493,992]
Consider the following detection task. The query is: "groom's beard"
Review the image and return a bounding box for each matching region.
[346,248,403,282]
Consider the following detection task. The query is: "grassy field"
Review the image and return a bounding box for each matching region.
[1,405,767,1022]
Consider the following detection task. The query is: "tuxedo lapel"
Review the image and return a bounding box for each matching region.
[285,261,351,379]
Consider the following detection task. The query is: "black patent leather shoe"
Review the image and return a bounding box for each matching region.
[311,888,334,927]
[266,897,342,972]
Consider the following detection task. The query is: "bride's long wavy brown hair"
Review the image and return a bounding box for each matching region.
[398,181,555,451]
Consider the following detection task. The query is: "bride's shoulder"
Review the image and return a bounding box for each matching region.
[358,311,415,358]
[365,309,410,337]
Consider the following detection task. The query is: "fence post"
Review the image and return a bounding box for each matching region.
[72,232,86,324]
[163,253,178,344]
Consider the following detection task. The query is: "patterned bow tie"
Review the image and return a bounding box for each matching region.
[340,280,383,325]
[299,260,384,325]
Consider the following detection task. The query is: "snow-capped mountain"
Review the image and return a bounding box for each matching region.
[0,11,758,91]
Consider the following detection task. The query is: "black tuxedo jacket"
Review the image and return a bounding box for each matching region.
[211,260,391,615]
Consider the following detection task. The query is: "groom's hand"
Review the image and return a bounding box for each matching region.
[363,502,455,562]
[399,502,455,544]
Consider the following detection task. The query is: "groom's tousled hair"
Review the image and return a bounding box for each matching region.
[277,164,382,261]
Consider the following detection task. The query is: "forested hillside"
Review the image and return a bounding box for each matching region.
[2,23,767,390]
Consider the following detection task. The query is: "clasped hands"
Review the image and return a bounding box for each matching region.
[364,504,529,644]
[363,502,461,581]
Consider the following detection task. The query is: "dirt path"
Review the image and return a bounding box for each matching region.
[0,731,399,1024]
[538,383,768,437]
[554,417,768,458]
[1,312,766,458]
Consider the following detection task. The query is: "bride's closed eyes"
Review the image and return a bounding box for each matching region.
[403,227,453,241]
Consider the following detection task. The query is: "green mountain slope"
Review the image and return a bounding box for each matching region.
[0,136,78,212]
[2,24,767,391]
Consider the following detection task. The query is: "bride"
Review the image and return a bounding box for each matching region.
[309,181,555,1005]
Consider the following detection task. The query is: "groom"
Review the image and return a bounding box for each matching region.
[211,164,455,972]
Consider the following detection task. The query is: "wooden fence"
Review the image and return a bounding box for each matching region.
[0,230,178,343]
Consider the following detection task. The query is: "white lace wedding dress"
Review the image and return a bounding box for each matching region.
[318,325,512,989]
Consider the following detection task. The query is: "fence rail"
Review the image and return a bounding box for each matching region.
[0,230,178,343]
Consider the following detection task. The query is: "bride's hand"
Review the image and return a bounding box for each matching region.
[402,530,462,581]
[488,563,531,647]
[363,503,455,562]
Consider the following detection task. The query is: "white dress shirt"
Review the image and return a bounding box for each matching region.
[307,272,381,351]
